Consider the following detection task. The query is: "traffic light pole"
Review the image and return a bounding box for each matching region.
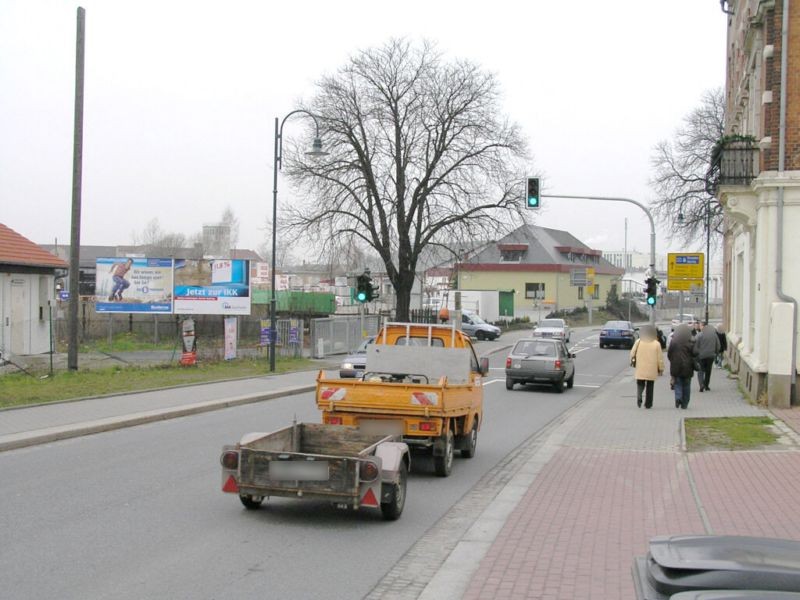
[542,194,657,326]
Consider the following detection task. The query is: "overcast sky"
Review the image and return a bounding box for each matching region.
[0,0,727,263]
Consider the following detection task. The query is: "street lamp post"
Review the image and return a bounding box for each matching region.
[270,110,327,372]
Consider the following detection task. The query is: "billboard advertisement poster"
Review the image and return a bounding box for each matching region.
[173,259,251,315]
[95,258,173,313]
[224,317,237,360]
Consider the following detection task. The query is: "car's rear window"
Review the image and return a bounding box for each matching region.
[605,321,629,329]
[513,341,556,356]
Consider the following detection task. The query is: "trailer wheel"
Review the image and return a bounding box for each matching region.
[460,420,478,459]
[380,462,407,520]
[239,494,264,510]
[434,430,454,477]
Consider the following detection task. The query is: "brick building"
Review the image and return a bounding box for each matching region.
[715,0,800,405]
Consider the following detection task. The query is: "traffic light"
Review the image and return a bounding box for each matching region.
[645,277,659,306]
[355,271,377,303]
[525,177,541,209]
[356,273,369,303]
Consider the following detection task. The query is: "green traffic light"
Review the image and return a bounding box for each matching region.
[647,296,656,306]
[525,177,541,210]
[356,291,367,302]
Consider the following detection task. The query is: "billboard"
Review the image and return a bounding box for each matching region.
[173,259,251,315]
[95,258,174,313]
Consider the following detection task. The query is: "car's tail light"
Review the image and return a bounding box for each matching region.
[359,460,379,482]
[600,330,608,336]
[419,421,436,431]
[505,357,512,368]
[554,360,563,370]
[328,416,343,425]
[221,451,239,470]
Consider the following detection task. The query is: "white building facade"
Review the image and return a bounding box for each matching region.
[717,0,800,406]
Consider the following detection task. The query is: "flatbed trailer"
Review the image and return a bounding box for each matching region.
[220,422,409,520]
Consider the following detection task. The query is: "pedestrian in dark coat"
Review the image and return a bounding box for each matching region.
[668,324,694,409]
[694,322,721,392]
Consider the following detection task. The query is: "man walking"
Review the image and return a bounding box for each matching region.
[694,322,720,392]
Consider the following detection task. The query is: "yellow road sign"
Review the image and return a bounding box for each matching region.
[667,278,704,292]
[668,253,704,279]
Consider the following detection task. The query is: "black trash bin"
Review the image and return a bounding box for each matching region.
[632,535,800,600]
[670,591,800,599]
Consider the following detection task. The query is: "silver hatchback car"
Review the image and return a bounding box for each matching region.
[505,337,576,393]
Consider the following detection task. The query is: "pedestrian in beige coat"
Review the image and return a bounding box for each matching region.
[630,325,665,409]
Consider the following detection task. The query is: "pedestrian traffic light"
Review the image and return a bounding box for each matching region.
[525,177,541,209]
[645,277,659,306]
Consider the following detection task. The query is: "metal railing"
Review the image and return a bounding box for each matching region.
[706,140,759,195]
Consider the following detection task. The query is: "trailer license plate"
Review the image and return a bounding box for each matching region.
[269,461,330,481]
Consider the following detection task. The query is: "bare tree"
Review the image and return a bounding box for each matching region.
[650,88,725,246]
[285,39,530,320]
[131,218,186,253]
[258,216,296,269]
[220,205,240,253]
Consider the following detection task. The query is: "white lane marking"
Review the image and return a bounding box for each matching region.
[571,347,593,354]
[573,384,601,388]
[484,379,505,386]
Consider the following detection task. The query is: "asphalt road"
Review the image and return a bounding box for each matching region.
[0,327,630,600]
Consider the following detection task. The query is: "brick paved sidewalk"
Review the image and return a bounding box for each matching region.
[454,368,800,599]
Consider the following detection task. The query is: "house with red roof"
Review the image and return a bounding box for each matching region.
[0,224,67,357]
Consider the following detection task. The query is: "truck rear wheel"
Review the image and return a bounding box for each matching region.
[434,430,454,477]
[239,494,264,510]
[460,420,478,459]
[380,462,407,520]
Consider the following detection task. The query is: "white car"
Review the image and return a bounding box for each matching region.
[670,314,698,327]
[532,318,571,343]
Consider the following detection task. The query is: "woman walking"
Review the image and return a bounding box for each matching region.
[630,325,664,409]
[667,324,694,409]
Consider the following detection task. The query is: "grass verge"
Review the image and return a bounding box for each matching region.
[0,357,316,409]
[685,416,779,451]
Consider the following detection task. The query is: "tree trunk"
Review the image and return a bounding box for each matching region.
[393,269,416,322]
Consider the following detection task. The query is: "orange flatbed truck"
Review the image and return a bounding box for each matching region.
[316,322,488,477]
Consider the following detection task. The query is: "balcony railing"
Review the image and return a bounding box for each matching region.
[705,137,759,195]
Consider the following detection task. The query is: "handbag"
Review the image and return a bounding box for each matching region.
[630,341,639,368]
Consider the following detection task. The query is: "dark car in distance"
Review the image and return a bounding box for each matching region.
[599,320,638,349]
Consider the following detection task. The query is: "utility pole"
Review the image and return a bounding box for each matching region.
[67,7,86,371]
